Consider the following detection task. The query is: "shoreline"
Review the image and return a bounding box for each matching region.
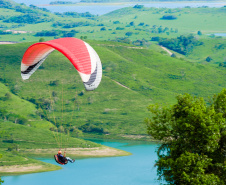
[21,146,132,157]
[38,1,226,7]
[0,146,131,176]
[0,163,62,176]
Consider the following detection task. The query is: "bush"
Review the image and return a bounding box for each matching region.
[133,4,144,9]
[161,15,177,20]
[197,30,202,35]
[206,56,212,62]
[125,32,133,36]
[113,21,120,24]
[49,80,59,86]
[116,27,124,30]
[100,27,106,31]
[171,53,176,57]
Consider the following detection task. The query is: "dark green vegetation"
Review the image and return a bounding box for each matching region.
[146,89,226,185]
[50,1,76,5]
[159,35,203,55]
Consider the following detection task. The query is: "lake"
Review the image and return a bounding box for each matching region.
[2,140,162,185]
[13,0,226,15]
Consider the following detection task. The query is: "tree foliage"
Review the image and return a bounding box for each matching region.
[159,35,203,55]
[145,89,226,185]
[161,15,177,20]
[3,13,52,24]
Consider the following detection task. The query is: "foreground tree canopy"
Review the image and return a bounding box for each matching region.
[146,89,226,185]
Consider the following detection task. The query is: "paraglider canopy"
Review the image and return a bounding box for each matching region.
[21,37,102,91]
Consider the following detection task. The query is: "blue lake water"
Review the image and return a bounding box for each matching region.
[2,140,162,185]
[13,0,226,15]
[214,33,226,37]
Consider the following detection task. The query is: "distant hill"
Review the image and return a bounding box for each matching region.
[80,0,221,2]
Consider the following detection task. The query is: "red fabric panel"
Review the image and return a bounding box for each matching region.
[22,38,91,74]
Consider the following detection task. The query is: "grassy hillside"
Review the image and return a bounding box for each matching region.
[0,82,54,129]
[0,2,225,42]
[0,40,225,139]
[186,38,226,65]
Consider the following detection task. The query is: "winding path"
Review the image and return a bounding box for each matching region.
[160,45,173,55]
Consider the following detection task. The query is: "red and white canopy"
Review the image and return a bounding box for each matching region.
[21,37,102,91]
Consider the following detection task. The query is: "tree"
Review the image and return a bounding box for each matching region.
[197,30,202,35]
[129,21,134,26]
[125,32,133,37]
[100,27,106,31]
[145,90,226,185]
[171,53,176,57]
[39,38,45,42]
[206,56,212,62]
[133,4,144,9]
[162,15,177,20]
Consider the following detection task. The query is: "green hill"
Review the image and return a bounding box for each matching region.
[0,40,225,139]
[0,2,225,43]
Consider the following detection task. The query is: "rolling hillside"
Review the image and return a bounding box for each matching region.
[0,1,225,42]
[0,40,225,139]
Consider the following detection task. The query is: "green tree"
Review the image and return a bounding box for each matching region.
[100,27,106,31]
[39,37,45,42]
[171,53,176,57]
[145,90,226,185]
[125,32,133,36]
[206,56,212,62]
[197,30,202,35]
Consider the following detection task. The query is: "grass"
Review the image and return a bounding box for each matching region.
[0,149,62,175]
[0,5,225,42]
[186,37,226,64]
[0,40,225,139]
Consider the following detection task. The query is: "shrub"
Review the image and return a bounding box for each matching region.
[125,32,133,36]
[161,15,177,20]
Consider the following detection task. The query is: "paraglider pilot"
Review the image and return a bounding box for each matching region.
[57,150,75,163]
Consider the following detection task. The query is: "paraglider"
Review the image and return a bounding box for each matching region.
[21,38,102,165]
[21,37,102,91]
[54,150,75,165]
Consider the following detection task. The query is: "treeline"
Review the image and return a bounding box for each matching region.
[0,30,12,35]
[52,21,94,28]
[50,1,76,5]
[111,37,150,47]
[3,13,53,24]
[79,123,109,134]
[158,35,203,55]
[54,11,95,18]
[35,29,78,37]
